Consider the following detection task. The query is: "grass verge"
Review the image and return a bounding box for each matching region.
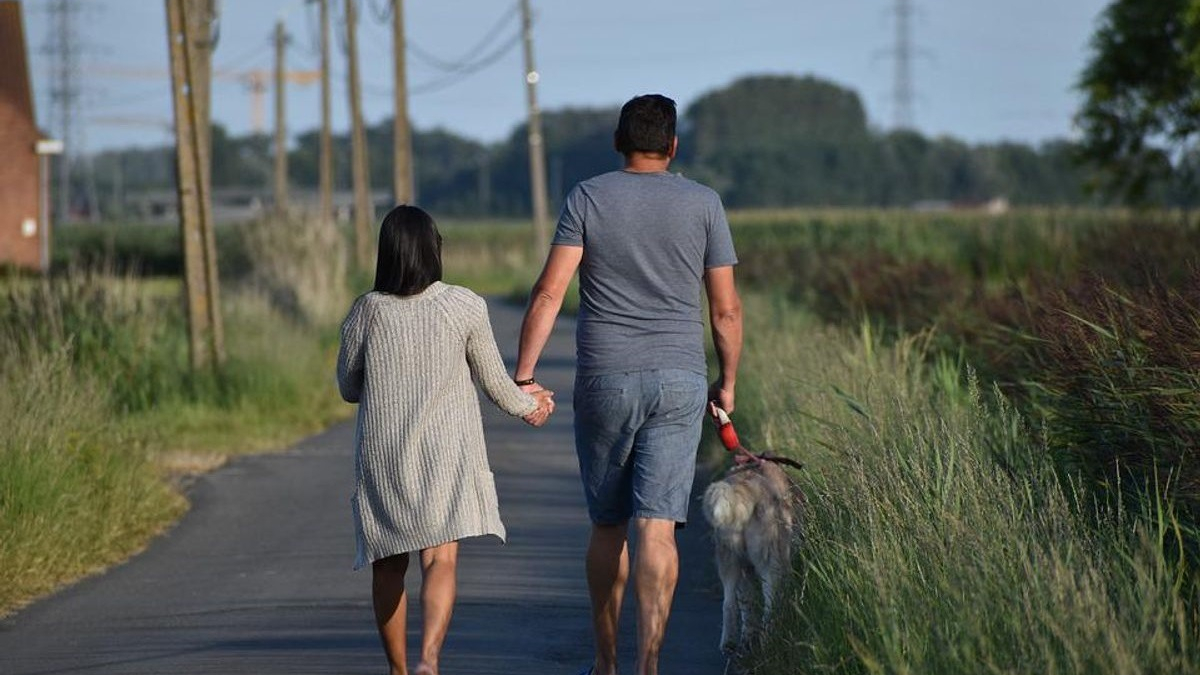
[729,292,1200,674]
[1,214,350,615]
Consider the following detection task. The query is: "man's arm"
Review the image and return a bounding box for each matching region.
[515,244,584,387]
[704,265,743,413]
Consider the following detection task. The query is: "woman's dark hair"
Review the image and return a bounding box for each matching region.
[614,94,676,157]
[373,205,443,295]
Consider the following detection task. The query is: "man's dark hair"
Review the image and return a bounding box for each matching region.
[373,204,443,295]
[614,94,676,157]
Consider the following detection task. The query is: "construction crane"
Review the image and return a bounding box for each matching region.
[87,65,320,133]
[90,115,173,133]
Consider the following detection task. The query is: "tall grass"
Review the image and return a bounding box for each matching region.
[729,209,1200,540]
[0,214,351,614]
[730,293,1200,673]
[0,347,185,611]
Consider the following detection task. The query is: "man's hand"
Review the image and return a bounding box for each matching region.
[523,387,555,427]
[709,380,735,415]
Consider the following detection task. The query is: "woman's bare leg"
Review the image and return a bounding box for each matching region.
[372,553,411,675]
[415,542,459,675]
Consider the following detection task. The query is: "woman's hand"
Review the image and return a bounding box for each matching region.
[523,388,555,427]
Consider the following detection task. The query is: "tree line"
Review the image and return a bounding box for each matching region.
[85,67,1172,219]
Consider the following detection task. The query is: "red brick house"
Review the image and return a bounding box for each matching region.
[0,1,49,272]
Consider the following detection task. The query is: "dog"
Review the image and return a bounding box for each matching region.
[702,453,804,654]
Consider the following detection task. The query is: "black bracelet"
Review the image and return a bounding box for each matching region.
[514,377,537,386]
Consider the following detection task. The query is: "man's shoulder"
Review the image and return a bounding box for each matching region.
[577,170,721,201]
[667,172,722,201]
[575,170,626,192]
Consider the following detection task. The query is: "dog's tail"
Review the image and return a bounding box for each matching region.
[703,481,754,532]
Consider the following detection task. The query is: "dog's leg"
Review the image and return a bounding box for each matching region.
[716,544,742,654]
[755,553,788,651]
[738,564,757,648]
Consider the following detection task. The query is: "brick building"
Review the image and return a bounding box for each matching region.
[0,1,48,272]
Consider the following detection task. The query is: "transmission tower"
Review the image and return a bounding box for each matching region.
[889,0,916,130]
[42,0,101,223]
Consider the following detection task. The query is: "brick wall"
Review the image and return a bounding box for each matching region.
[0,2,43,272]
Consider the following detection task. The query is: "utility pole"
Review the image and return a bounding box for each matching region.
[273,17,289,216]
[317,0,334,224]
[392,0,414,204]
[344,0,373,269]
[190,0,223,365]
[519,0,550,253]
[166,0,224,369]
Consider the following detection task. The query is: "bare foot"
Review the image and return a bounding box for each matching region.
[413,662,437,675]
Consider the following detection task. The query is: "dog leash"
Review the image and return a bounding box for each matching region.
[709,403,804,471]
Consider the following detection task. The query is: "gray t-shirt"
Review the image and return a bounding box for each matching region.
[552,169,738,377]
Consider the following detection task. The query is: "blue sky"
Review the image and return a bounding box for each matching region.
[19,0,1111,152]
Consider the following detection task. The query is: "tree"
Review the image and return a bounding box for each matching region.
[1077,0,1200,204]
[681,75,875,206]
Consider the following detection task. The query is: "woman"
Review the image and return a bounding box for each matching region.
[337,205,554,675]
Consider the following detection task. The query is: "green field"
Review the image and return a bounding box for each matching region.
[7,208,1200,672]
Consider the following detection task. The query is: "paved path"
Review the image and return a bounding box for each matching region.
[0,300,726,675]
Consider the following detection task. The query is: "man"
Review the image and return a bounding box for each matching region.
[514,94,743,675]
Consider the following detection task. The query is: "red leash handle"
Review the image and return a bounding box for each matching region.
[711,405,742,451]
[710,403,760,465]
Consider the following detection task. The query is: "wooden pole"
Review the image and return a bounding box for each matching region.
[317,0,333,224]
[190,0,224,365]
[344,0,373,269]
[273,17,289,217]
[166,0,216,369]
[391,0,413,205]
[520,0,550,253]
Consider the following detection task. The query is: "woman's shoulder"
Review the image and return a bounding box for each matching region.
[435,283,486,308]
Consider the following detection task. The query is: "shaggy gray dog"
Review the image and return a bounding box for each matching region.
[702,459,802,654]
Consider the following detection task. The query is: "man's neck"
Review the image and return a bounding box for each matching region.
[623,152,672,174]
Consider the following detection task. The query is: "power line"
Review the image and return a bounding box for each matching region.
[366,0,391,23]
[215,36,271,71]
[406,2,519,73]
[354,30,521,100]
[409,31,522,95]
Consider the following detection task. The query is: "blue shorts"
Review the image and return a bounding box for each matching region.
[573,369,708,525]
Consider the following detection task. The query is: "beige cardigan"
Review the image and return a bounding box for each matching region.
[337,283,537,568]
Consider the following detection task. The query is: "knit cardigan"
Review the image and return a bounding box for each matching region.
[336,283,537,568]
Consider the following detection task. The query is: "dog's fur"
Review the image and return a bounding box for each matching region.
[702,459,803,653]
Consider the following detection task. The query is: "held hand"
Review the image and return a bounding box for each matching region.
[523,388,555,427]
[708,380,735,415]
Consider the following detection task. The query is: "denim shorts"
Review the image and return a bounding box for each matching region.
[573,369,709,525]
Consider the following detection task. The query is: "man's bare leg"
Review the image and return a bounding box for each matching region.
[633,518,679,675]
[372,553,411,675]
[588,522,630,675]
[415,542,459,675]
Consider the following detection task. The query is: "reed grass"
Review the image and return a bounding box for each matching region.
[730,293,1200,674]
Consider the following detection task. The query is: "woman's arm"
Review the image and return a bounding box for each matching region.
[466,297,541,417]
[336,296,369,403]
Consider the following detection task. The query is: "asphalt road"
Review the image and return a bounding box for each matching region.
[0,299,728,675]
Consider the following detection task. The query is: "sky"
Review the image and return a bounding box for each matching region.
[18,0,1112,154]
